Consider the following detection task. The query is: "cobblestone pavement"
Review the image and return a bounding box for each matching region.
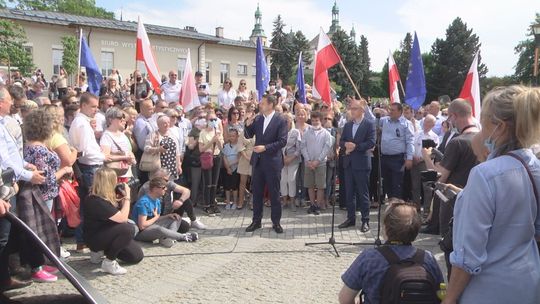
[7,205,446,304]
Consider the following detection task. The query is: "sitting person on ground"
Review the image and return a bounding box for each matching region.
[81,168,143,275]
[338,199,444,304]
[132,177,198,247]
[137,168,206,230]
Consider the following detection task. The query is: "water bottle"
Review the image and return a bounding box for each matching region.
[437,283,447,301]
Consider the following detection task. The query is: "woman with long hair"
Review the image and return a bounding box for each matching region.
[199,111,224,215]
[217,78,237,111]
[56,67,68,99]
[82,168,143,275]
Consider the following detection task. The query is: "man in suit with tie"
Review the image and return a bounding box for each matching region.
[338,99,376,232]
[244,94,288,233]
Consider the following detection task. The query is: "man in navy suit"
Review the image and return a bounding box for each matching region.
[338,99,376,232]
[243,94,288,233]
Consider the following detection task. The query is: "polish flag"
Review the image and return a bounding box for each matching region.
[459,51,481,118]
[313,28,341,105]
[388,51,401,103]
[136,18,161,94]
[179,49,200,112]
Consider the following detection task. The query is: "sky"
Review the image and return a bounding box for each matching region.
[96,0,540,77]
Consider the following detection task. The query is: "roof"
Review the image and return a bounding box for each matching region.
[0,8,273,50]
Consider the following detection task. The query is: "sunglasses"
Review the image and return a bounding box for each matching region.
[232,112,240,115]
[210,118,218,122]
[240,83,246,86]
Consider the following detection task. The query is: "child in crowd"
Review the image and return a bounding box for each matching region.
[222,129,240,209]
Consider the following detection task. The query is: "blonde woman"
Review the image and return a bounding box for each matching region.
[280,113,301,209]
[82,168,143,275]
[44,105,77,169]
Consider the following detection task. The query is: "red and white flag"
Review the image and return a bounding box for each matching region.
[179,49,200,112]
[459,51,481,118]
[312,28,341,105]
[136,18,161,94]
[388,51,401,103]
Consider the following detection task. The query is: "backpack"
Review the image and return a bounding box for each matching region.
[377,246,440,304]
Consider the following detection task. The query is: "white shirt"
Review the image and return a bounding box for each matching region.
[69,112,105,165]
[197,82,210,105]
[161,81,182,103]
[278,87,287,99]
[413,129,439,159]
[94,111,106,133]
[263,110,276,134]
[217,89,237,111]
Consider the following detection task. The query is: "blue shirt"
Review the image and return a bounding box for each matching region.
[450,149,540,303]
[133,115,154,150]
[379,116,414,160]
[342,245,443,304]
[0,117,32,181]
[131,194,161,221]
[352,118,363,138]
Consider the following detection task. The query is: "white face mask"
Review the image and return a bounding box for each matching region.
[483,124,500,154]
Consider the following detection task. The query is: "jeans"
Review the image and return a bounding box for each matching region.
[202,155,222,208]
[77,163,101,244]
[85,223,143,263]
[381,154,405,199]
[135,217,189,242]
[190,167,202,206]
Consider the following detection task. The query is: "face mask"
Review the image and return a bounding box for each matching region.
[209,120,218,129]
[483,124,500,154]
[136,76,142,82]
[269,85,276,91]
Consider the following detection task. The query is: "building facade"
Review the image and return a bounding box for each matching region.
[0,8,272,94]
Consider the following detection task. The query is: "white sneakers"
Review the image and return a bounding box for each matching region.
[159,238,175,248]
[90,251,104,264]
[191,219,207,230]
[101,259,127,275]
[60,247,71,259]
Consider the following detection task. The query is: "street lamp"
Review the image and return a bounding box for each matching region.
[532,23,540,85]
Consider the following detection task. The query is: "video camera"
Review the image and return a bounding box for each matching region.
[420,170,458,204]
[115,178,139,196]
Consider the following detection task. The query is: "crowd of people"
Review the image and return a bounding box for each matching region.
[0,66,540,304]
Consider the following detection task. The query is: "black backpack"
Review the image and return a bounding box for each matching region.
[376,246,440,304]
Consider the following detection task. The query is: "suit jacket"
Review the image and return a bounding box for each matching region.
[339,118,376,170]
[244,112,288,171]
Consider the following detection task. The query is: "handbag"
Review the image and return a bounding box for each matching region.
[506,152,540,252]
[104,133,130,176]
[58,179,81,228]
[139,131,161,172]
[200,141,216,170]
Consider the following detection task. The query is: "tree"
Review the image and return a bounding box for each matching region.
[481,76,517,96]
[328,29,362,98]
[9,0,114,19]
[61,35,78,84]
[0,19,34,75]
[269,15,294,83]
[380,33,412,99]
[291,30,312,66]
[359,35,371,96]
[426,17,488,101]
[514,13,540,85]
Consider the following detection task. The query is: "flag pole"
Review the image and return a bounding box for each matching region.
[339,60,362,98]
[77,28,82,87]
[398,79,406,97]
[133,16,140,104]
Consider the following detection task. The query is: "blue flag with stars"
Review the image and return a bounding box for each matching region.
[295,52,306,104]
[404,32,426,110]
[256,37,270,102]
[79,35,102,95]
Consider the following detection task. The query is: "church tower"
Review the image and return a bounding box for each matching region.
[250,3,267,45]
[328,1,341,35]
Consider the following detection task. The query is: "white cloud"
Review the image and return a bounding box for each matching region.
[116,0,540,76]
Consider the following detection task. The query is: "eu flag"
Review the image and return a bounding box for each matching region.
[295,52,306,104]
[255,37,270,102]
[80,36,102,95]
[404,32,426,110]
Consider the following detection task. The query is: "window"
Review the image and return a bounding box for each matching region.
[237,64,248,76]
[220,63,229,84]
[252,64,257,76]
[52,48,63,75]
[177,57,187,80]
[101,51,114,76]
[23,46,33,58]
[205,62,211,84]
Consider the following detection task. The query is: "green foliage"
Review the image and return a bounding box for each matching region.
[291,30,312,66]
[61,35,78,78]
[269,15,294,83]
[380,33,412,99]
[328,29,362,98]
[426,17,487,101]
[9,0,114,19]
[0,19,34,75]
[481,76,518,96]
[513,13,540,85]
[359,35,371,96]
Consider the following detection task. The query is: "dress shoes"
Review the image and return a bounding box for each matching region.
[361,222,370,233]
[338,219,356,229]
[245,222,262,232]
[272,224,283,234]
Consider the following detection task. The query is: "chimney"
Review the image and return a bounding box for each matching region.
[215,27,224,38]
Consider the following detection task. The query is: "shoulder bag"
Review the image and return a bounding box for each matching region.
[104,133,130,176]
[139,131,161,172]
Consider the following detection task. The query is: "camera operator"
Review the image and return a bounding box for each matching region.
[81,168,143,275]
[421,99,479,237]
[411,114,439,211]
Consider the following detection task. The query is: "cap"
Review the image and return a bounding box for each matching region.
[195,71,203,77]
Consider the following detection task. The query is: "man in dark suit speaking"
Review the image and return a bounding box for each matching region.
[338,99,376,232]
[244,94,288,233]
